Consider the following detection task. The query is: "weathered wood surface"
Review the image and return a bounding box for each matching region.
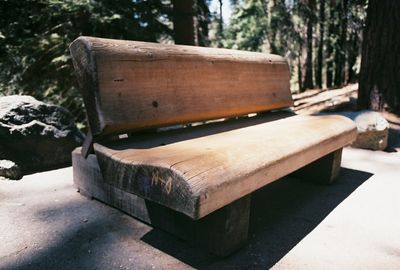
[69,36,292,137]
[94,113,357,220]
[72,149,250,256]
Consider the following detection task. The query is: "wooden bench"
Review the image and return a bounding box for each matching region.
[70,36,357,256]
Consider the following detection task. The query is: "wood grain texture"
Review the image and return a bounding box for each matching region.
[94,113,357,219]
[69,36,292,136]
[72,149,250,256]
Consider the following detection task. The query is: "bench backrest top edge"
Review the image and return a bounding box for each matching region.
[70,36,293,136]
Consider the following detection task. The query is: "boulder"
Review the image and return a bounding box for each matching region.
[0,95,84,179]
[324,110,389,151]
[0,160,22,180]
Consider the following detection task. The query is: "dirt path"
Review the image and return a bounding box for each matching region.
[293,84,358,114]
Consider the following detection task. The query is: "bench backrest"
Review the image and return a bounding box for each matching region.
[70,36,293,137]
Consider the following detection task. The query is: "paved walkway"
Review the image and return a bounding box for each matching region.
[1,147,399,269]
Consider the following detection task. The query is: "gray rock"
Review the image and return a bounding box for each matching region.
[323,110,389,151]
[0,95,84,174]
[0,159,22,180]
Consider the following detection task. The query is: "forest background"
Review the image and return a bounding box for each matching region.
[0,0,374,127]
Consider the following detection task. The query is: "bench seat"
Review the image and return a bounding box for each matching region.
[70,37,357,255]
[94,113,356,220]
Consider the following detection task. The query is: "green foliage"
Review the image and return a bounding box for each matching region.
[0,0,367,127]
[0,0,172,125]
[197,0,212,46]
[220,0,366,91]
[268,0,300,56]
[224,0,268,51]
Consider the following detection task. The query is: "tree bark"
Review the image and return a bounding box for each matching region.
[298,50,304,92]
[334,0,348,87]
[172,0,198,45]
[303,0,315,90]
[217,0,224,47]
[326,0,335,88]
[316,0,325,89]
[219,0,223,27]
[358,0,400,113]
[347,32,358,83]
[197,0,210,46]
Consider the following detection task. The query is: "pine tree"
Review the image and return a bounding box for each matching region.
[0,0,172,124]
[303,0,316,90]
[315,0,325,88]
[172,0,198,45]
[225,0,268,52]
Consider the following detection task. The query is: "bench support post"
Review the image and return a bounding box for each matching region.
[291,148,343,184]
[72,149,250,256]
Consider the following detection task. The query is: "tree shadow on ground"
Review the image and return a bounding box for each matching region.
[1,200,151,270]
[5,167,372,270]
[141,167,373,269]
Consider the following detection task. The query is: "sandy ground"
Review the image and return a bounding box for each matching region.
[0,147,399,270]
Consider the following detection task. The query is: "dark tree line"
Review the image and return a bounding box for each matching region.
[0,0,210,124]
[220,0,366,92]
[0,0,175,123]
[0,0,398,124]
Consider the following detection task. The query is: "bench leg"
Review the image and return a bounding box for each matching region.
[72,149,250,256]
[291,148,343,184]
[145,195,250,256]
[194,195,250,256]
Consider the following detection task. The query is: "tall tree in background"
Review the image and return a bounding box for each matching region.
[172,0,210,46]
[334,0,348,86]
[303,0,315,90]
[0,0,172,123]
[225,0,268,51]
[172,0,198,45]
[346,0,366,83]
[209,0,225,47]
[0,0,212,125]
[315,0,325,88]
[269,0,297,56]
[358,0,400,113]
[197,0,211,46]
[325,0,335,88]
[1,0,371,127]
[223,0,365,92]
[216,0,224,47]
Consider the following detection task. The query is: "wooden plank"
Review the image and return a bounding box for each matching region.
[72,149,152,221]
[72,149,250,256]
[69,36,292,136]
[94,114,357,220]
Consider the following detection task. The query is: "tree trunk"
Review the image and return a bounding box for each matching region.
[197,0,210,46]
[303,0,315,90]
[316,0,325,89]
[326,1,335,88]
[219,0,223,27]
[172,0,198,45]
[217,0,224,47]
[358,0,400,113]
[334,0,348,87]
[347,32,358,83]
[341,0,348,84]
[298,50,304,92]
